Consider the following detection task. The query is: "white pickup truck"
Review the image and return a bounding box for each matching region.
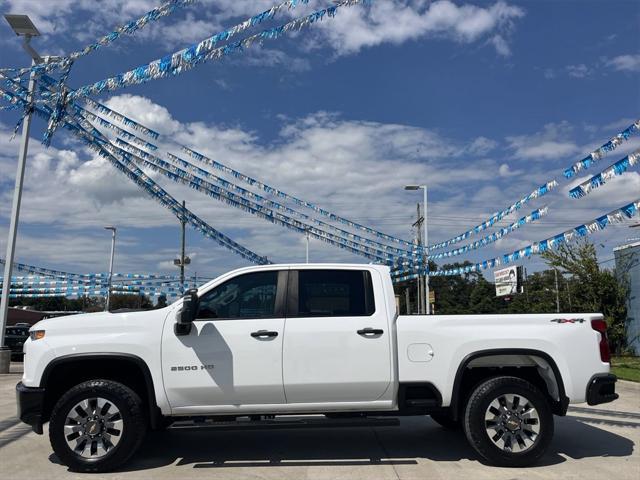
[16,264,618,472]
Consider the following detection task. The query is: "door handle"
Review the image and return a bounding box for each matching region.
[251,330,278,338]
[357,328,384,336]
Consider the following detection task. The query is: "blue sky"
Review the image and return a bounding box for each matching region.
[0,0,639,284]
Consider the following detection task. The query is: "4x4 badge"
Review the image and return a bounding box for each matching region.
[550,318,586,324]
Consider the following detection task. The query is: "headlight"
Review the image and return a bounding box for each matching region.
[29,330,45,341]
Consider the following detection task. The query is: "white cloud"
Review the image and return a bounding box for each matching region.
[309,0,525,56]
[467,136,498,155]
[489,34,511,57]
[498,163,522,177]
[566,63,591,78]
[103,95,180,135]
[237,47,311,72]
[605,54,640,73]
[506,122,580,160]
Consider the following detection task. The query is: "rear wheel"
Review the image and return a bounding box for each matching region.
[463,376,553,467]
[49,379,147,472]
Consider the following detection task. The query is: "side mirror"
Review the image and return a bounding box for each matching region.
[175,289,199,336]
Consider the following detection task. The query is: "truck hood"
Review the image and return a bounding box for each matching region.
[31,309,169,332]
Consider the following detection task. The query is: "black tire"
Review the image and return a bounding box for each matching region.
[463,376,553,467]
[49,379,147,472]
[430,413,460,430]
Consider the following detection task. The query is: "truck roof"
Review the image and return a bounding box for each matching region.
[196,263,390,292]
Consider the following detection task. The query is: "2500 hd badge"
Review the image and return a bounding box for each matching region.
[170,364,215,371]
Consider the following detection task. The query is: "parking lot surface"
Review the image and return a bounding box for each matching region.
[0,366,638,480]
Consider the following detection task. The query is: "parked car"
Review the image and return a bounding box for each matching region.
[5,325,29,361]
[16,264,617,472]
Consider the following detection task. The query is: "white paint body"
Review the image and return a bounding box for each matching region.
[22,264,610,416]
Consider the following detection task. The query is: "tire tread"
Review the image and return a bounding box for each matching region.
[49,379,147,473]
[462,375,553,467]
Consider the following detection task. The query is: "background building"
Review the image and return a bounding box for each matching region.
[614,241,640,354]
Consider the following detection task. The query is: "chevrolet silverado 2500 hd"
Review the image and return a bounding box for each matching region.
[16,264,618,471]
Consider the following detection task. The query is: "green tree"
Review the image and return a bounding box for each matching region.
[156,295,168,309]
[542,240,629,353]
[109,294,154,311]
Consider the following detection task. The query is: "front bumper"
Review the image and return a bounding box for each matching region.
[586,373,618,406]
[16,382,45,434]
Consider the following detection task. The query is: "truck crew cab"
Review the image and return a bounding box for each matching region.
[16,264,618,472]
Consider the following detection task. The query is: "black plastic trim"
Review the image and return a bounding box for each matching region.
[40,352,162,429]
[275,270,288,318]
[450,348,569,420]
[16,381,45,434]
[397,382,443,413]
[586,373,618,406]
[286,270,299,317]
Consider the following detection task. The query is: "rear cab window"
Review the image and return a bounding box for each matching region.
[291,269,375,317]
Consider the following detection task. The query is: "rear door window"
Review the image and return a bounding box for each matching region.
[294,269,375,317]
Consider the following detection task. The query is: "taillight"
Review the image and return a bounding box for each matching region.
[591,319,611,363]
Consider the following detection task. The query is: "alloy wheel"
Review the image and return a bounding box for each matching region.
[63,397,124,459]
[484,393,540,453]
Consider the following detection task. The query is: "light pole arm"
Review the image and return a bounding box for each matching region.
[21,35,43,64]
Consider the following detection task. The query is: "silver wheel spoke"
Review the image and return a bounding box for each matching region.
[106,419,124,435]
[95,438,108,457]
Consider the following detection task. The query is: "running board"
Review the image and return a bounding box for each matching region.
[405,399,439,407]
[169,415,400,431]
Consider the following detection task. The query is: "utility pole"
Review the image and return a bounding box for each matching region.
[405,288,411,315]
[174,201,190,294]
[104,226,117,312]
[554,268,560,313]
[414,202,423,315]
[524,267,530,307]
[565,274,573,311]
[305,228,310,263]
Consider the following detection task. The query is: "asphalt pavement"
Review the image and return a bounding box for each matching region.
[0,363,638,480]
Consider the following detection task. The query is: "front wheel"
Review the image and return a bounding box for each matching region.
[463,376,553,467]
[49,379,147,472]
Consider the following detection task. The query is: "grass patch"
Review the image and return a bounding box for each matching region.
[611,356,640,382]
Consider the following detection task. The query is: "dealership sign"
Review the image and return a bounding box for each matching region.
[494,266,522,297]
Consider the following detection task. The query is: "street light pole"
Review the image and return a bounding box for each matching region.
[415,203,423,315]
[0,16,43,372]
[405,185,430,315]
[180,201,186,290]
[104,227,117,312]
